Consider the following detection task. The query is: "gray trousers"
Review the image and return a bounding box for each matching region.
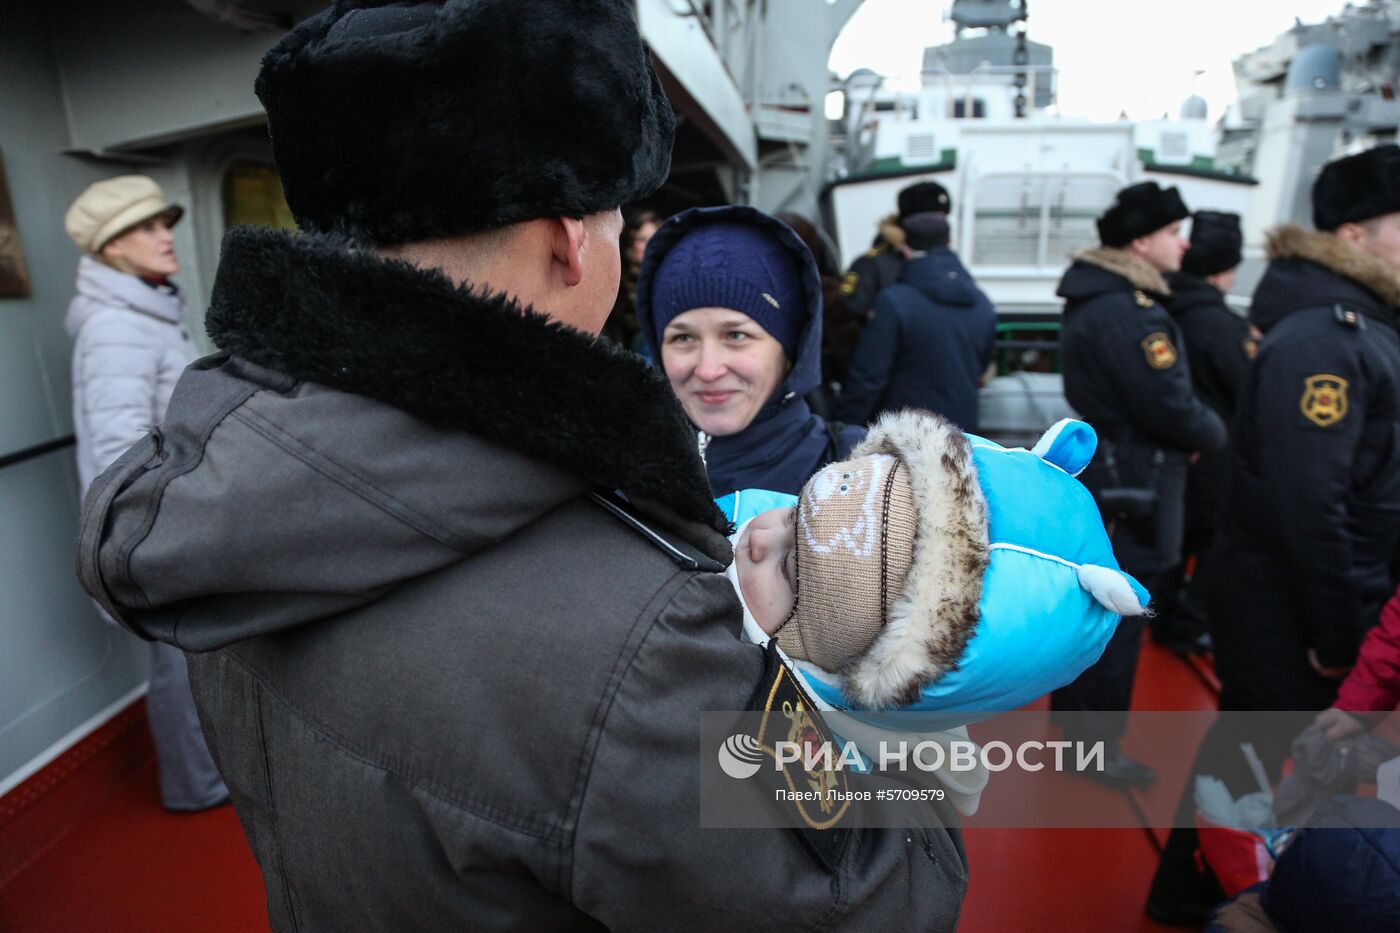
[147,641,228,810]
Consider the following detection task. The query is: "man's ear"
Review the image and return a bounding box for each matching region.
[1334,221,1367,249]
[552,216,588,287]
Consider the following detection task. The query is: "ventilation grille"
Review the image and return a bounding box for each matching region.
[906,133,937,162]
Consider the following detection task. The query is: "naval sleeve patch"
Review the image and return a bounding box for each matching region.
[745,642,851,871]
[1141,332,1178,369]
[1300,374,1349,427]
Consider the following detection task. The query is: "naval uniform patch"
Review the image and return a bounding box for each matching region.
[840,271,859,296]
[745,642,851,870]
[1141,332,1178,369]
[1300,374,1349,427]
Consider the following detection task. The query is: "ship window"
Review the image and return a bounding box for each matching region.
[874,101,897,112]
[906,134,937,162]
[222,160,295,231]
[953,99,987,118]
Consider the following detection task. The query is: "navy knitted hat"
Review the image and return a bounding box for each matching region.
[649,222,806,358]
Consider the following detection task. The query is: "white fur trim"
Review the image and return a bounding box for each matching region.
[842,410,990,708]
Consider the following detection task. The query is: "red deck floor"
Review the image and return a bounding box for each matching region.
[0,639,1214,931]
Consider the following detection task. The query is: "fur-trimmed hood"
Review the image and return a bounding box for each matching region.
[1057,247,1172,303]
[1252,225,1400,334]
[208,226,728,534]
[836,411,989,709]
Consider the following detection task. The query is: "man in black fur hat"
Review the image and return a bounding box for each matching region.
[1153,210,1252,656]
[840,179,953,320]
[1050,182,1228,789]
[74,2,967,929]
[1148,145,1400,926]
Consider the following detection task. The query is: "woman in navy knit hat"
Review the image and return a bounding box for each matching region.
[637,205,865,496]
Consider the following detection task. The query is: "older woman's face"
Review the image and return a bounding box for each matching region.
[101,216,179,279]
[661,307,787,437]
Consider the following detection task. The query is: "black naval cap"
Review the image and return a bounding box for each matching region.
[898,180,953,219]
[1181,210,1243,277]
[1312,144,1400,232]
[255,0,675,245]
[1097,182,1189,248]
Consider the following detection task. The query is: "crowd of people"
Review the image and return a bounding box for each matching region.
[56,0,1400,930]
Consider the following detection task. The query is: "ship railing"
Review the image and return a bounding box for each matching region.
[962,170,1121,270]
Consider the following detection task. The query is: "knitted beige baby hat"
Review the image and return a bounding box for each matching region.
[777,453,918,670]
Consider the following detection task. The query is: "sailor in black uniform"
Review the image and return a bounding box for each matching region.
[1051,182,1228,788]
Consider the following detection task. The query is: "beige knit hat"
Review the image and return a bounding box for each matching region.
[65,175,183,255]
[777,453,919,671]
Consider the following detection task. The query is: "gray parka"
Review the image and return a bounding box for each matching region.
[79,228,967,931]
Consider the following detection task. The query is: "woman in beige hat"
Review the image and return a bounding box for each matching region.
[64,174,227,811]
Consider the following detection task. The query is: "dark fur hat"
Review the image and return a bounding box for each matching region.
[1312,144,1400,232]
[1182,210,1243,277]
[255,0,675,244]
[898,180,953,219]
[1096,182,1189,247]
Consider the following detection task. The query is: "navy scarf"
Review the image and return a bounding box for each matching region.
[703,397,832,498]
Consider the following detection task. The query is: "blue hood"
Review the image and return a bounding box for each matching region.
[899,248,980,306]
[637,205,856,496]
[637,205,825,405]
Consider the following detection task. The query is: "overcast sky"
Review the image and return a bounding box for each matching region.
[830,0,1355,122]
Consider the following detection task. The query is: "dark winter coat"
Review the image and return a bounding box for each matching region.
[77,228,967,931]
[637,205,864,497]
[1057,248,1228,579]
[1260,796,1400,932]
[1164,271,1255,533]
[840,216,908,320]
[1212,225,1400,711]
[835,246,997,432]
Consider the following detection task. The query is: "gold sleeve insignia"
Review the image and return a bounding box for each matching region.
[1141,332,1178,369]
[1243,337,1259,360]
[1134,290,1155,308]
[840,271,859,296]
[1300,374,1349,427]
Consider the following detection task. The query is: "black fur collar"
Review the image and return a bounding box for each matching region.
[207,227,727,534]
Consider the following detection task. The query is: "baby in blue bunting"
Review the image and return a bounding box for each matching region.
[722,409,1149,713]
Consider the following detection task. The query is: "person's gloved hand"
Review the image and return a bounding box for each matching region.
[1314,706,1366,741]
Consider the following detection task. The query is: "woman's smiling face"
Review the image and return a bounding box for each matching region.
[660,307,788,437]
[734,506,798,635]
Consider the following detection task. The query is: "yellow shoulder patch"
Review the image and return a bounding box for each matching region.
[1300,374,1349,427]
[1141,332,1178,370]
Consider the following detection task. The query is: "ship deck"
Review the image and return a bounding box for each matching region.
[0,639,1215,932]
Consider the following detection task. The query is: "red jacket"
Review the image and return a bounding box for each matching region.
[1336,584,1400,712]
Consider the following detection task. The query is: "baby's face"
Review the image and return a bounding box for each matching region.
[734,506,798,636]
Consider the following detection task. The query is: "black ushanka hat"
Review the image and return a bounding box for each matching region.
[255,0,675,245]
[1096,182,1190,248]
[1182,210,1243,277]
[1313,144,1400,232]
